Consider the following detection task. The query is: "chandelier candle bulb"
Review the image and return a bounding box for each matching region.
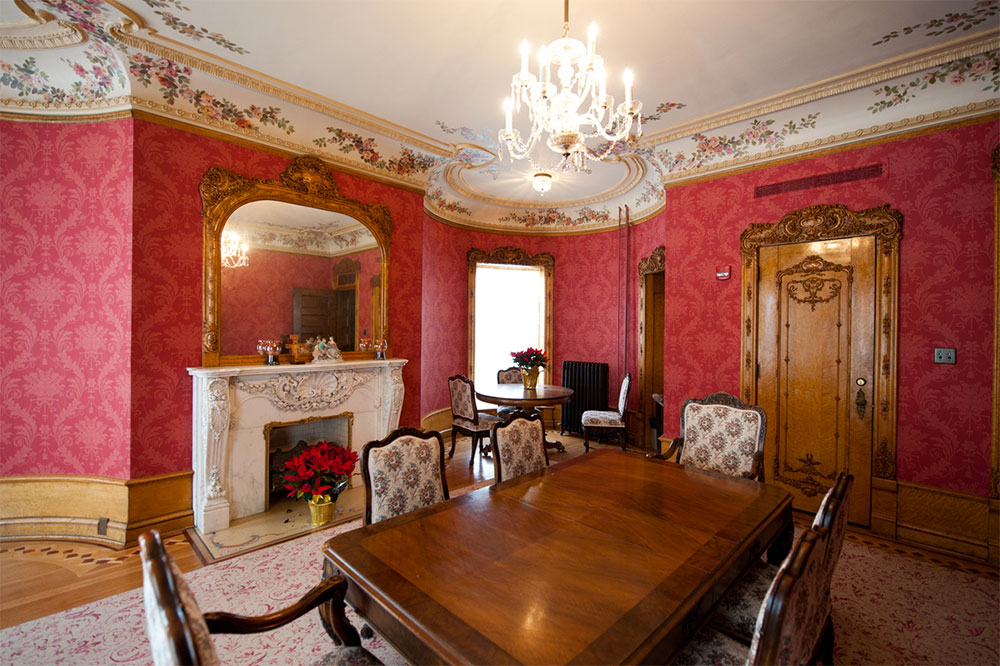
[539,45,551,83]
[587,22,596,58]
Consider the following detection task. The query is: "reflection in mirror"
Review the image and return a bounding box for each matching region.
[221,200,380,355]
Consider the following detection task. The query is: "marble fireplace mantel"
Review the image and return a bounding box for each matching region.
[188,359,406,533]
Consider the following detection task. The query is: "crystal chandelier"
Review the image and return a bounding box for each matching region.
[498,0,642,176]
[221,230,249,268]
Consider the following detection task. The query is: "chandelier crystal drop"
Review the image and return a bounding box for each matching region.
[498,0,642,174]
[221,230,249,268]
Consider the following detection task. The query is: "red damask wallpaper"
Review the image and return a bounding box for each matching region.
[2,119,134,477]
[661,120,996,496]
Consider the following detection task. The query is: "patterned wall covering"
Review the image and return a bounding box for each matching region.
[661,119,996,497]
[1,119,134,477]
[220,250,334,354]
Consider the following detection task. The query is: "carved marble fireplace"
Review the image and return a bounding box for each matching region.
[188,359,406,532]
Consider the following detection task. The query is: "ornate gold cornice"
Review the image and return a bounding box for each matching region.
[640,29,999,149]
[0,95,132,113]
[0,109,132,123]
[106,20,452,158]
[661,101,997,186]
[0,8,85,50]
[740,204,903,260]
[638,246,665,277]
[467,246,554,273]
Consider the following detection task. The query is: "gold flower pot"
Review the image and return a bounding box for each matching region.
[307,498,337,525]
[520,367,540,390]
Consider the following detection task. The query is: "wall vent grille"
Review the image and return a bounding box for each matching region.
[754,164,883,198]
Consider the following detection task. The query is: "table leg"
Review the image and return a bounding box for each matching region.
[319,559,362,646]
[766,509,794,566]
[528,407,565,452]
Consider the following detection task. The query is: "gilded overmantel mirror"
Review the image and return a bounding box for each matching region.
[199,155,392,366]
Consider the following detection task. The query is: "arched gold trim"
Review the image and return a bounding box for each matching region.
[199,155,392,366]
[466,247,554,382]
[637,246,665,451]
[740,204,902,531]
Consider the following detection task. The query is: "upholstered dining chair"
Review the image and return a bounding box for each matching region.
[495,366,523,420]
[361,427,450,525]
[448,374,502,465]
[581,373,631,452]
[673,526,831,666]
[708,473,853,661]
[663,392,766,481]
[139,530,380,666]
[490,410,549,484]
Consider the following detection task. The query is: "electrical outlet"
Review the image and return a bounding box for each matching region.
[933,347,956,364]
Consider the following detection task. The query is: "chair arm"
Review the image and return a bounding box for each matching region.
[204,575,347,634]
[661,437,683,462]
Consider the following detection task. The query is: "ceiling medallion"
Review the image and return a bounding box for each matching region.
[498,0,642,180]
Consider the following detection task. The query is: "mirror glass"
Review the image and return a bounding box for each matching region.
[220,200,381,356]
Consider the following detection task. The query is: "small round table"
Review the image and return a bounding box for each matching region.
[474,384,574,452]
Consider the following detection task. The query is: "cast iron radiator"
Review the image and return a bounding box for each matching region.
[560,360,609,435]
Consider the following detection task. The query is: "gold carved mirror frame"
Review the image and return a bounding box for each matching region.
[199,155,393,366]
[637,245,665,451]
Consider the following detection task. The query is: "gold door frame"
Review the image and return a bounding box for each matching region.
[740,204,902,536]
[637,246,665,450]
[467,247,554,382]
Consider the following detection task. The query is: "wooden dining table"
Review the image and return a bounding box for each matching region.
[321,449,793,665]
[474,383,574,451]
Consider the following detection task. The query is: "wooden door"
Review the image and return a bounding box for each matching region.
[333,287,356,351]
[293,287,335,340]
[757,237,875,525]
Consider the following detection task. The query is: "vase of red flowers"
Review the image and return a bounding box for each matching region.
[282,440,358,525]
[511,347,548,390]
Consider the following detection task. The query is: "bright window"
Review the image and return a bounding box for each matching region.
[473,263,546,389]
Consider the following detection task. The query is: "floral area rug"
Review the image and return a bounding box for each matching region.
[1,503,996,665]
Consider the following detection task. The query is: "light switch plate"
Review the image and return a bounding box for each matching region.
[933,347,956,364]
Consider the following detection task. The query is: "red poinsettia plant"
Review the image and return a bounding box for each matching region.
[511,347,548,369]
[282,440,358,504]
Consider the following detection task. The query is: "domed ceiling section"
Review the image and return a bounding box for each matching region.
[1,0,996,233]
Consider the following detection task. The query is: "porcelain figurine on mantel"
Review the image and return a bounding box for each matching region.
[310,337,343,363]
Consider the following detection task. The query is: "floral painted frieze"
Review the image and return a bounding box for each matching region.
[868,51,999,113]
[655,113,820,174]
[235,226,376,255]
[139,0,250,54]
[641,101,688,124]
[498,206,614,229]
[872,0,998,45]
[426,188,472,216]
[313,128,439,176]
[129,53,294,133]
[1,44,125,104]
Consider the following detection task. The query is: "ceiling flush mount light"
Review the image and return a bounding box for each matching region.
[499,0,642,173]
[221,230,249,268]
[532,171,554,193]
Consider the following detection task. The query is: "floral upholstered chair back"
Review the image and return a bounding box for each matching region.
[677,392,766,480]
[812,472,853,599]
[448,375,477,423]
[748,527,830,666]
[497,367,522,384]
[362,427,450,525]
[491,412,548,483]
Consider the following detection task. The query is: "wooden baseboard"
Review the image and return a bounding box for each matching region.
[0,471,193,547]
[895,481,991,561]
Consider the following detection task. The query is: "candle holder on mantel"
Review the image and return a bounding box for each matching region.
[374,339,387,360]
[256,339,283,365]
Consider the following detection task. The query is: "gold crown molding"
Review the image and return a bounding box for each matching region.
[661,101,998,186]
[0,95,132,114]
[640,30,999,149]
[424,198,665,237]
[443,154,648,209]
[127,96,429,191]
[0,108,132,123]
[106,21,453,158]
[0,18,86,50]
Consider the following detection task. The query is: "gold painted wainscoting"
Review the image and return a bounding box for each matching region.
[0,471,192,547]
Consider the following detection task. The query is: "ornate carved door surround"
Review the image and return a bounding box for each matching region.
[637,246,665,451]
[741,204,901,532]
